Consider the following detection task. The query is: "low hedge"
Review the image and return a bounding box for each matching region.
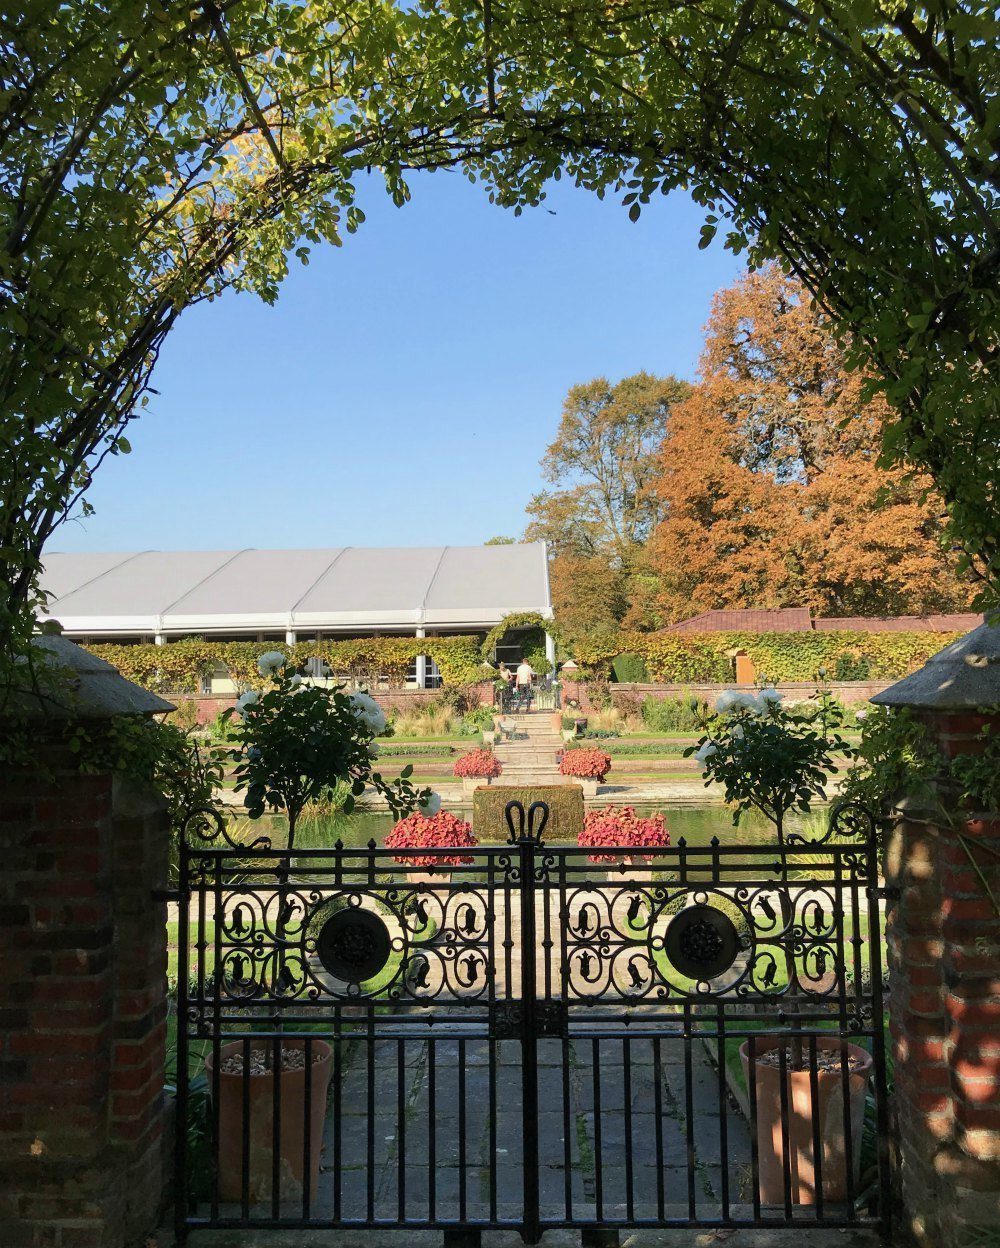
[472,785,584,842]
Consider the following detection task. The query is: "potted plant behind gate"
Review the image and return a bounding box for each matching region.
[559,745,612,797]
[577,805,670,891]
[383,806,479,886]
[687,681,869,1207]
[453,746,503,795]
[210,654,433,1203]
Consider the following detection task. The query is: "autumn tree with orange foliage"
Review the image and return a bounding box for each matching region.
[651,267,973,622]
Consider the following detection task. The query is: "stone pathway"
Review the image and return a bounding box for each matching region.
[304,1026,754,1226]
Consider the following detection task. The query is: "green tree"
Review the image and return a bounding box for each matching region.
[525,372,689,634]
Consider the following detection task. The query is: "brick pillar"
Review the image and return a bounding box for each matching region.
[884,709,1000,1247]
[0,749,169,1248]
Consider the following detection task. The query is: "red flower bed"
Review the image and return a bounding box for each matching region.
[383,810,479,866]
[577,805,670,864]
[560,747,612,782]
[453,748,503,779]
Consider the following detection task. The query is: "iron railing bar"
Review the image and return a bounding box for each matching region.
[333,1009,342,1222]
[397,1037,406,1221]
[211,859,222,1224]
[303,1035,312,1222]
[241,1036,251,1221]
[592,1035,603,1222]
[458,1036,467,1223]
[834,854,858,1219]
[748,1034,761,1221]
[778,1041,793,1219]
[867,864,892,1236]
[623,1035,634,1222]
[367,1016,376,1224]
[174,841,191,1245]
[716,1005,730,1221]
[653,1036,665,1221]
[810,1034,824,1219]
[428,1036,436,1224]
[683,1002,696,1220]
[271,1031,281,1221]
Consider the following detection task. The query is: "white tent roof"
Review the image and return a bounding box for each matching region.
[39,545,553,636]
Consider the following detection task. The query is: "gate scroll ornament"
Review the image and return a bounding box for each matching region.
[173,798,890,1242]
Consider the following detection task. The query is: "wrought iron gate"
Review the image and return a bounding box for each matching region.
[173,801,891,1242]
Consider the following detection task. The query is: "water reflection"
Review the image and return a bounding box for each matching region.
[281,804,818,854]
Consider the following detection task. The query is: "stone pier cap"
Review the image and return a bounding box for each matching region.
[871,621,1000,710]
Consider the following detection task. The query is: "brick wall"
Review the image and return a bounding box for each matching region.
[885,710,1000,1247]
[0,750,168,1248]
[559,678,892,710]
[179,682,496,724]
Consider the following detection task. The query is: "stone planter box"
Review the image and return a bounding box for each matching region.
[462,776,495,796]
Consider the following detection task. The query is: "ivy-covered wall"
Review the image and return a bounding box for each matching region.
[574,630,965,683]
[84,635,486,694]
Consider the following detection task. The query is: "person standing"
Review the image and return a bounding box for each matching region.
[515,658,535,711]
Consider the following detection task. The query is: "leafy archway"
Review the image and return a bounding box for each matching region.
[3,0,996,671]
[481,613,567,669]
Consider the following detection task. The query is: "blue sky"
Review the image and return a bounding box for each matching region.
[54,172,744,553]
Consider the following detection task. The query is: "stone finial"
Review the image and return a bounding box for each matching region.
[3,634,174,720]
[871,621,1000,710]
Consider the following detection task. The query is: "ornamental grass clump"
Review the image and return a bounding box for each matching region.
[453,748,503,779]
[383,810,479,867]
[560,747,612,782]
[577,805,670,864]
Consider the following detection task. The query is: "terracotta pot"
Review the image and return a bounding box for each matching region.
[206,1037,333,1204]
[739,1037,871,1206]
[550,711,564,733]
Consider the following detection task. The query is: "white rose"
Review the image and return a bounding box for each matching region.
[758,688,783,706]
[855,709,867,721]
[419,791,442,816]
[730,723,745,740]
[715,690,740,713]
[695,741,718,765]
[350,692,387,735]
[289,673,305,688]
[235,690,259,717]
[257,650,286,677]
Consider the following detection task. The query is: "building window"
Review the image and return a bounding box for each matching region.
[407,656,442,689]
[199,674,213,696]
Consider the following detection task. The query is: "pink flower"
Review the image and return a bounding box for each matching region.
[559,747,612,781]
[577,805,670,864]
[453,748,503,779]
[383,810,479,866]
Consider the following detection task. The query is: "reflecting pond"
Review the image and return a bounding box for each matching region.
[273,804,828,854]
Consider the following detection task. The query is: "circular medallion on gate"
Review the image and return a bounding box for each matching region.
[316,908,391,983]
[664,904,739,980]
